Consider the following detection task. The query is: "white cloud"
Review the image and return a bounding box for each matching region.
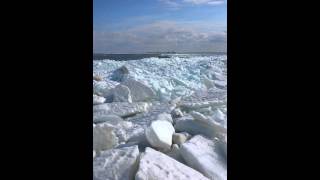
[184,0,224,5]
[93,21,226,53]
[158,0,182,9]
[159,0,225,8]
[160,0,179,6]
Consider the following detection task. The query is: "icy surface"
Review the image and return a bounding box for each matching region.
[93,55,227,101]
[93,54,227,179]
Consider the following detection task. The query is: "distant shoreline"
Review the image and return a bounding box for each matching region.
[93,52,227,61]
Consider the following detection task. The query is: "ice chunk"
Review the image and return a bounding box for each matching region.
[103,84,132,103]
[145,120,175,151]
[135,147,209,180]
[212,108,226,124]
[93,94,105,105]
[93,123,118,153]
[121,79,156,102]
[93,145,139,180]
[171,108,183,119]
[172,132,190,145]
[93,102,151,118]
[180,135,227,180]
[174,115,226,139]
[110,65,129,82]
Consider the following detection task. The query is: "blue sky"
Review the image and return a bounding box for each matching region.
[94,0,227,53]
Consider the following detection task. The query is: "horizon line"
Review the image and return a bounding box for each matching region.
[93,51,227,54]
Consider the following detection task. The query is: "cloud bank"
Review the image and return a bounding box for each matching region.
[94,21,226,53]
